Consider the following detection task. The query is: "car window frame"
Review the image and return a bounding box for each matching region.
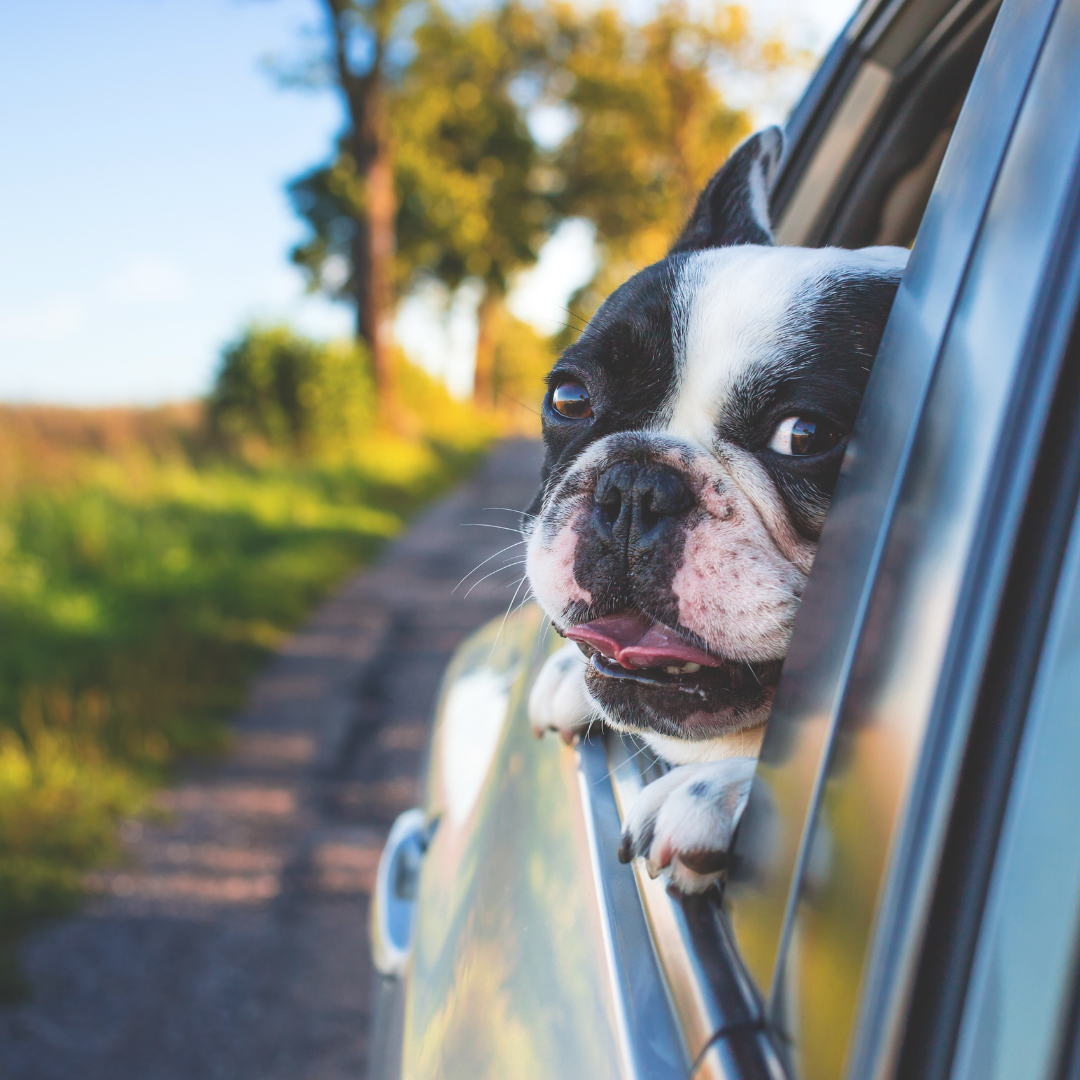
[724,0,1055,1003]
[723,0,1080,1077]
[896,5,1080,1076]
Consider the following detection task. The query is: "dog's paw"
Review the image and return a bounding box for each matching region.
[618,758,757,893]
[528,642,597,743]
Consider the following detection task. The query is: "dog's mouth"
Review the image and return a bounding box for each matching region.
[564,610,782,697]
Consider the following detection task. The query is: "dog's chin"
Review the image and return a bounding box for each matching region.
[579,647,781,742]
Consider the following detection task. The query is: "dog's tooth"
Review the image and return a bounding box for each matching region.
[681,662,701,674]
[665,666,682,675]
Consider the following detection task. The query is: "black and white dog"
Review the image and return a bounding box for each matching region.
[524,128,907,893]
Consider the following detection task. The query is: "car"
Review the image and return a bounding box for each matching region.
[367,0,1080,1075]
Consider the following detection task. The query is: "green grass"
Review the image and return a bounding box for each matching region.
[0,416,493,995]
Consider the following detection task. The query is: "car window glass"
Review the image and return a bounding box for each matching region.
[726,0,1027,1003]
[774,0,1000,248]
[747,3,1080,1077]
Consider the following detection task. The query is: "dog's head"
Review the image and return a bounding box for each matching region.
[525,128,908,745]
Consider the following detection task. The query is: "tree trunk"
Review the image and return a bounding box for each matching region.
[326,0,397,408]
[345,109,396,407]
[473,288,501,409]
[351,216,372,344]
[364,143,396,404]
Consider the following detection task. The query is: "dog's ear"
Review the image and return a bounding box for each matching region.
[669,127,783,254]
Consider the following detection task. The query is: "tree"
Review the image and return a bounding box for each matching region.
[288,0,415,403]
[284,0,792,406]
[291,1,555,408]
[392,2,553,406]
[542,2,767,319]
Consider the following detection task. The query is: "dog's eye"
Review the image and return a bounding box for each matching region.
[768,415,842,456]
[551,380,593,419]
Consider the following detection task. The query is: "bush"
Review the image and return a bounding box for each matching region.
[209,325,375,458]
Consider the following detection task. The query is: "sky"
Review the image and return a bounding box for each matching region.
[0,0,858,406]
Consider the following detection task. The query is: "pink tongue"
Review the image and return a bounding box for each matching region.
[565,610,719,670]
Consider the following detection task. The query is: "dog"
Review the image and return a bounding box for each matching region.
[524,127,907,893]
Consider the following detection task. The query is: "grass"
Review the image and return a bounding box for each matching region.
[0,394,496,995]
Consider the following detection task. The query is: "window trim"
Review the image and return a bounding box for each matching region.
[576,730,783,1080]
[774,0,1002,248]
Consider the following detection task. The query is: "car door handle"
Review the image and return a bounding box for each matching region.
[370,808,436,977]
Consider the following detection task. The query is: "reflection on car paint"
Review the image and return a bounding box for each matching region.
[440,669,512,826]
[402,609,627,1080]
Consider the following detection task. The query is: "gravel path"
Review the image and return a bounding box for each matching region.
[0,439,543,1080]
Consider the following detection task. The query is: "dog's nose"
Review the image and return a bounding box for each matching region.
[594,463,694,557]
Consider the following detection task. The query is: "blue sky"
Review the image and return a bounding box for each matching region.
[0,0,856,405]
[0,0,349,404]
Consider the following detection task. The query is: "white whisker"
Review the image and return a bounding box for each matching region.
[460,522,525,534]
[598,737,652,786]
[483,507,536,518]
[488,574,531,660]
[462,559,528,599]
[451,540,528,595]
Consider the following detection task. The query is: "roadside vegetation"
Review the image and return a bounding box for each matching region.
[0,332,496,994]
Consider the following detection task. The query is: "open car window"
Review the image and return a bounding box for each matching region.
[562,0,1031,1074]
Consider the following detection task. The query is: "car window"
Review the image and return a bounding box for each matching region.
[723,0,1080,1077]
[726,0,1037,1004]
[773,0,1001,249]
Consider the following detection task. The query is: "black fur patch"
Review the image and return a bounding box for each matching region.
[529,261,681,517]
[717,273,902,538]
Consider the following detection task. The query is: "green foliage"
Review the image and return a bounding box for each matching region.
[287,159,363,303]
[543,2,757,315]
[290,2,551,301]
[208,325,375,457]
[394,2,552,296]
[286,0,792,392]
[0,389,492,996]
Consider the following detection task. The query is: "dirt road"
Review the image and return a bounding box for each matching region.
[0,439,543,1080]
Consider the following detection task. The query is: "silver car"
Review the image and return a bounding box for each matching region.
[370,0,1080,1075]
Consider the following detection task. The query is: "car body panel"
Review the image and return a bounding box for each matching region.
[402,610,696,1080]
[401,609,630,1080]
